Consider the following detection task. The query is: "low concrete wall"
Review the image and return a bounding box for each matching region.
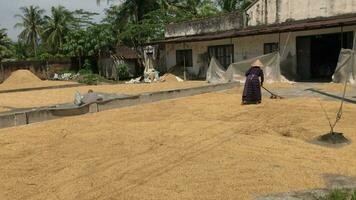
[0,82,239,129]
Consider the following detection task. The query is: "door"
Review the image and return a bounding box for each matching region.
[296,37,312,80]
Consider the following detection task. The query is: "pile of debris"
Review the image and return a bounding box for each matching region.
[53,73,79,81]
[125,72,183,84]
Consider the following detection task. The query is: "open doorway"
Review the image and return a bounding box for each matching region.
[297,31,353,81]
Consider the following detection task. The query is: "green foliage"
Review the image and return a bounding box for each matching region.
[11,1,253,62]
[78,59,94,74]
[72,9,98,28]
[62,24,115,58]
[352,190,356,200]
[217,0,253,12]
[38,52,53,61]
[116,63,130,80]
[62,29,85,57]
[15,6,45,57]
[78,73,100,85]
[315,189,356,200]
[328,190,348,200]
[85,24,116,56]
[110,0,221,48]
[78,73,112,85]
[13,41,29,60]
[0,28,13,61]
[42,6,74,53]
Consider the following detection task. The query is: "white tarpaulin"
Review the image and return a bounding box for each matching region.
[332,48,356,85]
[206,57,228,83]
[207,52,288,83]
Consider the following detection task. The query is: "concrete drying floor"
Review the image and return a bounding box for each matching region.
[0,81,207,111]
[1,87,356,200]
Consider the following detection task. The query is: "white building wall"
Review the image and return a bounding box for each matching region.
[165,25,356,80]
[247,0,356,26]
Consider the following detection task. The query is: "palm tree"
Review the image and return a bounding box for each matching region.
[113,0,159,23]
[15,6,44,57]
[0,28,13,62]
[43,6,74,52]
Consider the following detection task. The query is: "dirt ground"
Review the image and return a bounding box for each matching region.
[0,81,207,110]
[1,87,356,200]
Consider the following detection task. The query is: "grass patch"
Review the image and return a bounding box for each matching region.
[315,189,356,200]
[77,74,115,85]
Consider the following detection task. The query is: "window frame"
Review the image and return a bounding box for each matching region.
[207,44,234,69]
[263,42,279,54]
[176,49,193,68]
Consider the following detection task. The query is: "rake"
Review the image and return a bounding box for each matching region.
[262,86,284,99]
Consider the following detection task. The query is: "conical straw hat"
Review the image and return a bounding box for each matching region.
[251,59,264,67]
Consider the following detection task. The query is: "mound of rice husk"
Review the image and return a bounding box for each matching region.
[166,65,184,79]
[160,73,183,83]
[2,70,42,85]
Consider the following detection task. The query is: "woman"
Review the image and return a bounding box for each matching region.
[242,59,264,105]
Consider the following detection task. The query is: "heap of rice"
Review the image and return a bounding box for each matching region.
[160,73,183,83]
[2,70,42,85]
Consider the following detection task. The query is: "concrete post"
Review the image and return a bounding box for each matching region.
[14,113,27,126]
[89,103,98,113]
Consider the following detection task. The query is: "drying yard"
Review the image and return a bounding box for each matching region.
[1,88,356,199]
[0,70,356,200]
[0,70,207,110]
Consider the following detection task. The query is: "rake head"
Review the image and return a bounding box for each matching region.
[270,94,284,99]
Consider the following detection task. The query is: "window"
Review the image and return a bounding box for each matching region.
[264,43,279,54]
[208,45,234,69]
[176,49,193,67]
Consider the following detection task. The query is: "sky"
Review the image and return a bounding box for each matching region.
[0,0,119,41]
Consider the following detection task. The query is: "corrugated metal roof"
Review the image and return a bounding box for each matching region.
[150,14,356,44]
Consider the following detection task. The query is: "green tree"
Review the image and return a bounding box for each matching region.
[15,6,45,57]
[85,24,116,58]
[13,41,29,60]
[119,0,160,23]
[169,0,219,17]
[72,9,98,28]
[62,29,86,68]
[42,6,74,53]
[62,24,115,69]
[217,0,253,12]
[0,28,13,62]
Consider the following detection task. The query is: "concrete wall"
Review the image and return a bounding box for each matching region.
[165,12,242,38]
[164,25,356,80]
[247,0,356,26]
